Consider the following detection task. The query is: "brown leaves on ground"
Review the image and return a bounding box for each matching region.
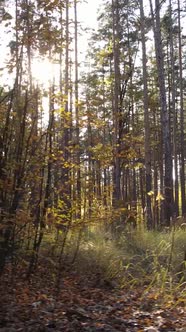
[0,265,185,332]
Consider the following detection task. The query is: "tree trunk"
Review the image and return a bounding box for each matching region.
[150,0,173,225]
[169,0,179,216]
[140,0,153,228]
[74,0,81,218]
[112,0,121,204]
[177,0,186,216]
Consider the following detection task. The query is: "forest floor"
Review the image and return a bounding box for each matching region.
[0,264,185,332]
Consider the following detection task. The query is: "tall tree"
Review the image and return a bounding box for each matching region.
[139,0,153,228]
[177,0,186,216]
[150,0,173,225]
[112,0,121,203]
[74,0,81,218]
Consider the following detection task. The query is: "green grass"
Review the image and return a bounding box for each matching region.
[18,223,185,303]
[55,226,186,300]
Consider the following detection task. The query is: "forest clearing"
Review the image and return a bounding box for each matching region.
[0,0,186,330]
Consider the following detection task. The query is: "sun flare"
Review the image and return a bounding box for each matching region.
[32,57,54,85]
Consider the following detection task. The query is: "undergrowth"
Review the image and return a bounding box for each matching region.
[12,223,186,304]
[46,225,186,302]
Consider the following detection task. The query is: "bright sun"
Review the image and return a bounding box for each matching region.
[32,57,54,85]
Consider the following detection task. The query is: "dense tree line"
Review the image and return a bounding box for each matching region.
[0,0,185,273]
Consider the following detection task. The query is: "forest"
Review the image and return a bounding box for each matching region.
[0,0,185,331]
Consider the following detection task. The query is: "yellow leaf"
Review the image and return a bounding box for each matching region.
[156,193,165,201]
[147,191,154,196]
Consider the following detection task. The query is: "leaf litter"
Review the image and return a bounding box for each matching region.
[0,264,185,332]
